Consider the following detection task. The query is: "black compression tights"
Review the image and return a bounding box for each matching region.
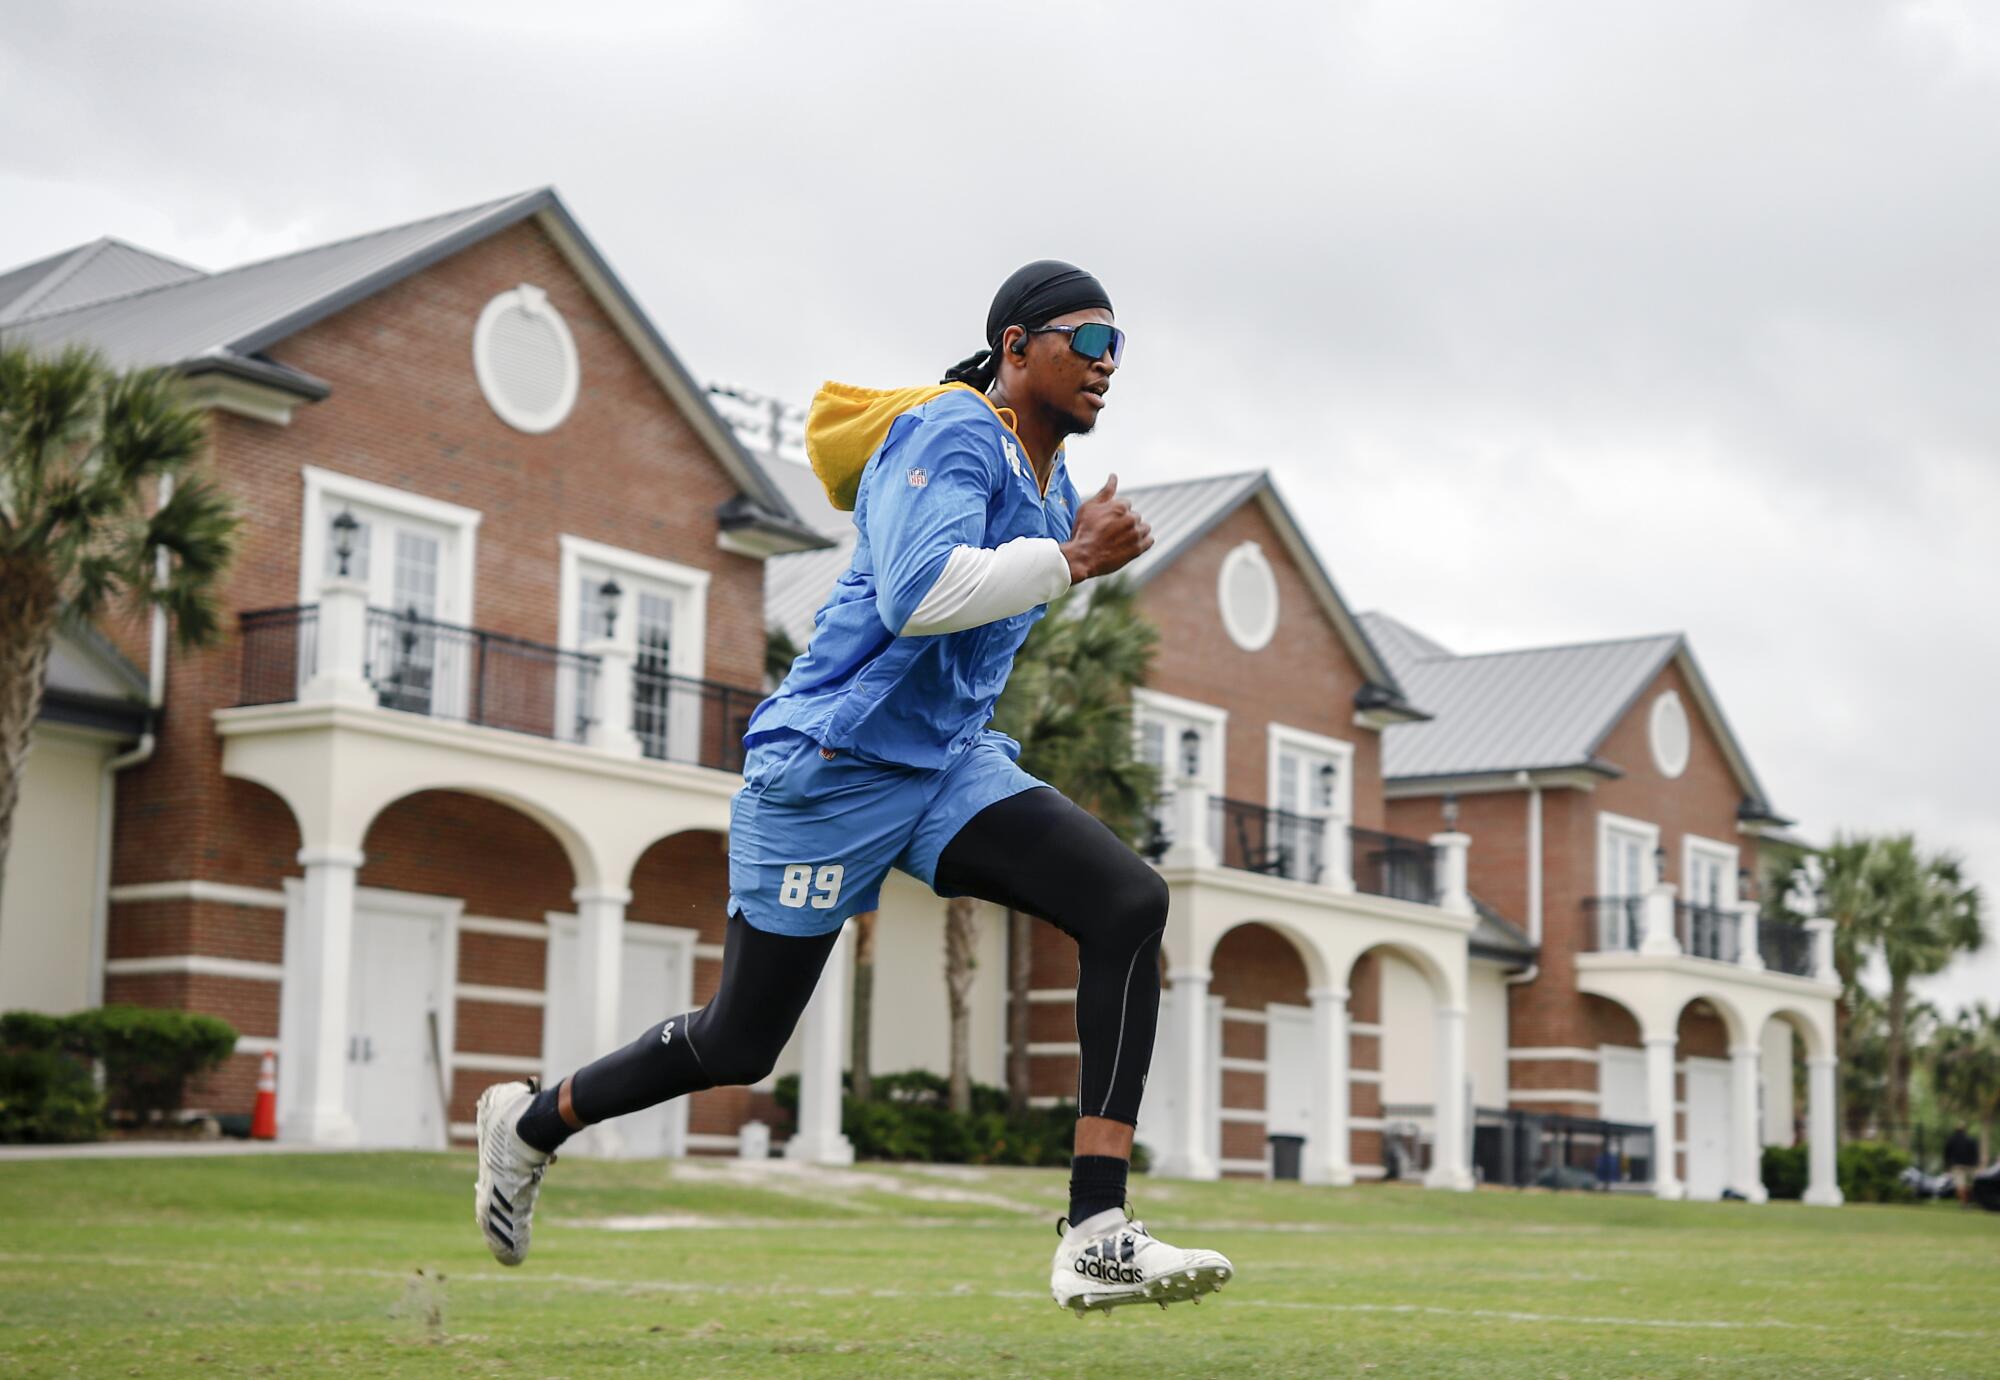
[563,786,1167,1129]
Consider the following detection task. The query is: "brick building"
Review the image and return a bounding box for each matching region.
[2,190,1840,1203]
[1,190,829,1154]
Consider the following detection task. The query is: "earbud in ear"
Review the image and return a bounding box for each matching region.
[1010,335,1027,356]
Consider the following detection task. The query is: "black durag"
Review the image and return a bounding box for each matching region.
[941,259,1113,391]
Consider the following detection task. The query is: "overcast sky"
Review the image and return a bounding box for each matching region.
[5,1,1995,1012]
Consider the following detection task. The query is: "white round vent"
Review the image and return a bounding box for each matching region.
[1217,541,1279,652]
[1649,690,1691,778]
[473,284,579,433]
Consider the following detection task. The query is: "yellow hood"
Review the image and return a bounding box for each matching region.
[805,380,1017,511]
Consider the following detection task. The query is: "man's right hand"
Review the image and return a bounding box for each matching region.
[1060,474,1153,585]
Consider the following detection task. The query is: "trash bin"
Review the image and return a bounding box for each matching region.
[1269,1133,1305,1181]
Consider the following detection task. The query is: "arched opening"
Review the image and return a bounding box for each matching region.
[1673,997,1740,1199]
[1757,1007,1822,1155]
[621,829,746,1156]
[1209,922,1313,1179]
[1347,942,1453,1183]
[346,788,580,1148]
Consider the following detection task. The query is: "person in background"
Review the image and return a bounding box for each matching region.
[1943,1123,1980,1206]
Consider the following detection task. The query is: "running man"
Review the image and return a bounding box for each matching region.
[475,260,1233,1315]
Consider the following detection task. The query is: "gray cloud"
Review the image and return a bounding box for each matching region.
[4,0,1994,1006]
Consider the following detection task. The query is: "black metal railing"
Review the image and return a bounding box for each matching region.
[238,605,318,705]
[631,665,761,774]
[1582,895,1645,952]
[1473,1108,1655,1191]
[1677,901,1739,963]
[363,608,597,743]
[1211,797,1325,883]
[1761,919,1814,976]
[1350,826,1438,905]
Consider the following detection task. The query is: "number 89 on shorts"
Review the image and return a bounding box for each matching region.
[778,863,845,910]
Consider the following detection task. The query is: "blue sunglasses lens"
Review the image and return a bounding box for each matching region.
[1069,322,1124,364]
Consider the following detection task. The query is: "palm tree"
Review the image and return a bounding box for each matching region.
[1930,1002,2000,1162]
[1823,834,1986,1145]
[0,345,238,912]
[947,580,1159,1115]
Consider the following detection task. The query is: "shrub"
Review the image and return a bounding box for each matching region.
[776,1070,1150,1172]
[62,1007,237,1123]
[1838,1139,1914,1204]
[1762,1144,1807,1200]
[0,1049,105,1143]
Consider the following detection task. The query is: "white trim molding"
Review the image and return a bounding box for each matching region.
[104,955,284,982]
[456,983,546,1008]
[458,915,552,941]
[1507,1047,1603,1063]
[107,880,288,909]
[1508,1089,1602,1105]
[449,1051,545,1073]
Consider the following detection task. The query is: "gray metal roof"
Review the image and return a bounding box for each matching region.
[763,457,858,646]
[1365,615,1681,779]
[0,238,204,326]
[1361,610,1781,820]
[1115,470,1268,587]
[0,190,824,548]
[0,192,540,369]
[1470,899,1537,965]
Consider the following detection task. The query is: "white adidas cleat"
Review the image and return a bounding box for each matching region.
[473,1079,553,1267]
[1050,1209,1234,1317]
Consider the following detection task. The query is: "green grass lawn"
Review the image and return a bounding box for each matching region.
[0,1151,1994,1378]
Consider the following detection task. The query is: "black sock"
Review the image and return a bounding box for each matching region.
[1068,1154,1129,1227]
[514,1081,574,1155]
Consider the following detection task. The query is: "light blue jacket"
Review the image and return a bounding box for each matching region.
[747,388,1079,769]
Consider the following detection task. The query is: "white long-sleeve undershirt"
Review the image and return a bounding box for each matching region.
[896,537,1073,637]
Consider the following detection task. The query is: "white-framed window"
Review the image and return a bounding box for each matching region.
[557,535,711,763]
[1264,723,1353,884]
[1684,835,1739,910]
[1216,541,1280,653]
[1132,687,1227,857]
[1596,809,1659,950]
[301,467,481,719]
[473,285,580,434]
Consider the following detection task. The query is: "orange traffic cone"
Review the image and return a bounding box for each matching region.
[250,1051,278,1140]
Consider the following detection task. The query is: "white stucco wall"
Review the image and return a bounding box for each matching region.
[0,727,110,1014]
[1379,950,1437,1108]
[864,874,1007,1086]
[1466,961,1510,1108]
[1761,1018,1795,1145]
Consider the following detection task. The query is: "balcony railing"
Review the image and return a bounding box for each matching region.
[1584,895,1646,952]
[1760,920,1814,977]
[1350,826,1439,906]
[1676,901,1739,964]
[363,607,597,743]
[234,603,761,772]
[1211,797,1325,884]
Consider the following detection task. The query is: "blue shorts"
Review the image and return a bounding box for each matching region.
[726,730,1047,936]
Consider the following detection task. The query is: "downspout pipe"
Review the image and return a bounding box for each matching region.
[1505,769,1543,989]
[87,477,171,1007]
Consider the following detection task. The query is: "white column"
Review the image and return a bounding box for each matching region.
[1429,832,1473,916]
[1323,817,1354,893]
[279,847,363,1145]
[1304,985,1353,1186]
[301,576,374,707]
[1425,1005,1474,1190]
[1163,777,1216,870]
[788,919,855,1166]
[1156,966,1218,1179]
[1645,1033,1684,1199]
[1641,880,1681,956]
[1804,919,1837,983]
[1737,904,1765,971]
[563,885,631,1158]
[584,637,642,757]
[1803,1055,1843,1206]
[1729,1045,1769,1202]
